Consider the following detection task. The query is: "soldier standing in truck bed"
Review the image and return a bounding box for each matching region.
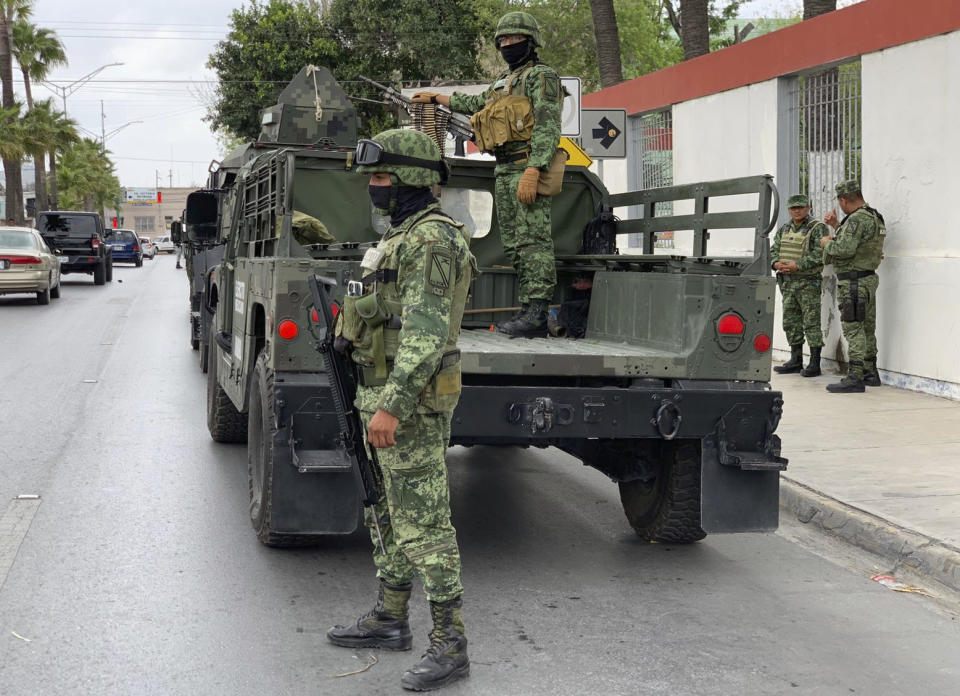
[821,180,886,393]
[326,129,475,691]
[771,194,829,377]
[412,11,563,337]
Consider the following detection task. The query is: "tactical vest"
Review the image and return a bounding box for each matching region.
[470,66,536,153]
[833,205,886,272]
[778,220,815,265]
[338,207,475,413]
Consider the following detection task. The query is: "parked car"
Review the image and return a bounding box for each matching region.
[0,226,62,304]
[154,236,176,254]
[140,237,157,260]
[104,228,143,266]
[36,210,113,285]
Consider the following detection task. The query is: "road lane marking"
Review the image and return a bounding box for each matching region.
[0,496,42,592]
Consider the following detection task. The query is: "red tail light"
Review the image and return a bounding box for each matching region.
[310,308,319,323]
[8,255,43,265]
[133,244,140,252]
[331,302,339,318]
[91,237,100,250]
[753,334,772,352]
[277,319,299,340]
[717,313,745,335]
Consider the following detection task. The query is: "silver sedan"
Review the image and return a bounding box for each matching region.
[0,226,62,305]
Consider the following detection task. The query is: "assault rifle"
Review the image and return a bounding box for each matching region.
[358,75,475,143]
[307,275,385,553]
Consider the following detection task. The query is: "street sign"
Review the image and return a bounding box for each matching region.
[124,187,158,203]
[559,137,592,168]
[560,77,581,137]
[580,108,627,159]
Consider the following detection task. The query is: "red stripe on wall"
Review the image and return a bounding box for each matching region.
[582,0,960,115]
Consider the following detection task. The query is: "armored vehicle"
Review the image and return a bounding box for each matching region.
[187,66,787,547]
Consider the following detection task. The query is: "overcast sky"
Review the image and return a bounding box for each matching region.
[21,0,852,189]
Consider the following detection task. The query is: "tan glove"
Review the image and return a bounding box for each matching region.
[411,92,440,104]
[516,167,540,205]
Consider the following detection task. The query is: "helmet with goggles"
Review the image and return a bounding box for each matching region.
[355,129,448,187]
[494,11,541,48]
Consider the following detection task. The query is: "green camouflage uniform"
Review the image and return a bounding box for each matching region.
[823,188,885,379]
[350,202,474,603]
[449,61,562,303]
[771,215,828,347]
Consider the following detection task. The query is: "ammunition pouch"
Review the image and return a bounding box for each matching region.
[536,148,568,197]
[839,276,868,323]
[421,350,462,413]
[471,95,534,152]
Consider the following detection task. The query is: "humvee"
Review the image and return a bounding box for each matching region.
[186,66,787,547]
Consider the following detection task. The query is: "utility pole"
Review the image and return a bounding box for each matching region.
[100,101,106,152]
[168,170,173,187]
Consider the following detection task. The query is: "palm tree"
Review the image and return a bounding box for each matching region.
[12,20,67,215]
[0,102,24,162]
[680,0,709,60]
[46,106,78,209]
[20,98,57,211]
[1,0,34,222]
[589,0,623,87]
[58,138,120,213]
[804,0,837,20]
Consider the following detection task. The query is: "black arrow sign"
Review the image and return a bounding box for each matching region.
[592,117,621,149]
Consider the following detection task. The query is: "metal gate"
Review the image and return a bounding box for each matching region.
[790,62,862,219]
[626,110,673,249]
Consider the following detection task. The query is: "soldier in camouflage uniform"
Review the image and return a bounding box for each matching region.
[771,194,828,377]
[413,11,563,337]
[326,129,475,691]
[820,180,885,393]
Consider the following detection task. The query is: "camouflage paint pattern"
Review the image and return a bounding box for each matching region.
[258,65,357,146]
[771,215,827,347]
[450,57,562,303]
[361,410,462,603]
[837,272,879,378]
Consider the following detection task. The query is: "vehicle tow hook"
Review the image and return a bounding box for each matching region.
[507,397,573,434]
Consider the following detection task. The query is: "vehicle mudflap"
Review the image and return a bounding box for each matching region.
[700,434,780,533]
[267,373,361,535]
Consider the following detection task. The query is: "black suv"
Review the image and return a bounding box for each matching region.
[36,211,113,285]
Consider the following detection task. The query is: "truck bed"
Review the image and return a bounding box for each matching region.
[459,329,677,378]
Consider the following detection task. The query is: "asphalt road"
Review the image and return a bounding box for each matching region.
[1,256,958,695]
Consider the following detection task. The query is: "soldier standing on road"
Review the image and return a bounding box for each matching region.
[771,194,829,377]
[327,129,475,691]
[412,11,563,337]
[820,180,885,393]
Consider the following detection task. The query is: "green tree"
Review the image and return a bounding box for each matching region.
[0,102,24,163]
[661,1,743,59]
[19,99,61,212]
[57,138,121,213]
[12,22,67,214]
[0,0,34,223]
[205,0,341,140]
[46,106,79,209]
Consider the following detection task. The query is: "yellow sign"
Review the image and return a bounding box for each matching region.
[559,137,593,168]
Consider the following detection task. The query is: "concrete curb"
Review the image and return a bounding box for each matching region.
[780,477,960,595]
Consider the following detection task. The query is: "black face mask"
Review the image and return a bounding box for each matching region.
[499,39,531,69]
[368,185,393,215]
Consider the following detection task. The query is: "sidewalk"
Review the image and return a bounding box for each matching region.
[772,371,960,594]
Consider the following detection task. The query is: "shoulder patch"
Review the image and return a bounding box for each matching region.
[542,73,560,102]
[425,244,455,297]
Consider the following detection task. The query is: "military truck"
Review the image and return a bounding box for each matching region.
[187,66,787,547]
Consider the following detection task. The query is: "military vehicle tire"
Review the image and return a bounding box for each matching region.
[191,315,200,350]
[199,341,209,373]
[93,261,106,285]
[618,440,706,544]
[206,345,248,443]
[248,351,318,547]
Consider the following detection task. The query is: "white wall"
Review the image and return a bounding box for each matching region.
[862,31,960,390]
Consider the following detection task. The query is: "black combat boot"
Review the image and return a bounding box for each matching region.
[327,581,413,651]
[863,357,882,387]
[496,299,548,338]
[493,303,527,333]
[801,346,822,377]
[774,344,804,374]
[400,597,469,691]
[826,361,866,393]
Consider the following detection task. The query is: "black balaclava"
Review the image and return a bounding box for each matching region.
[500,39,534,70]
[369,178,437,228]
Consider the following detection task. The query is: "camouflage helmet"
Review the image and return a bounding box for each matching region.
[495,11,542,48]
[355,128,447,187]
[786,194,810,208]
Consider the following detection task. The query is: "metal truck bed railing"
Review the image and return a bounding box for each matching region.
[607,174,779,272]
